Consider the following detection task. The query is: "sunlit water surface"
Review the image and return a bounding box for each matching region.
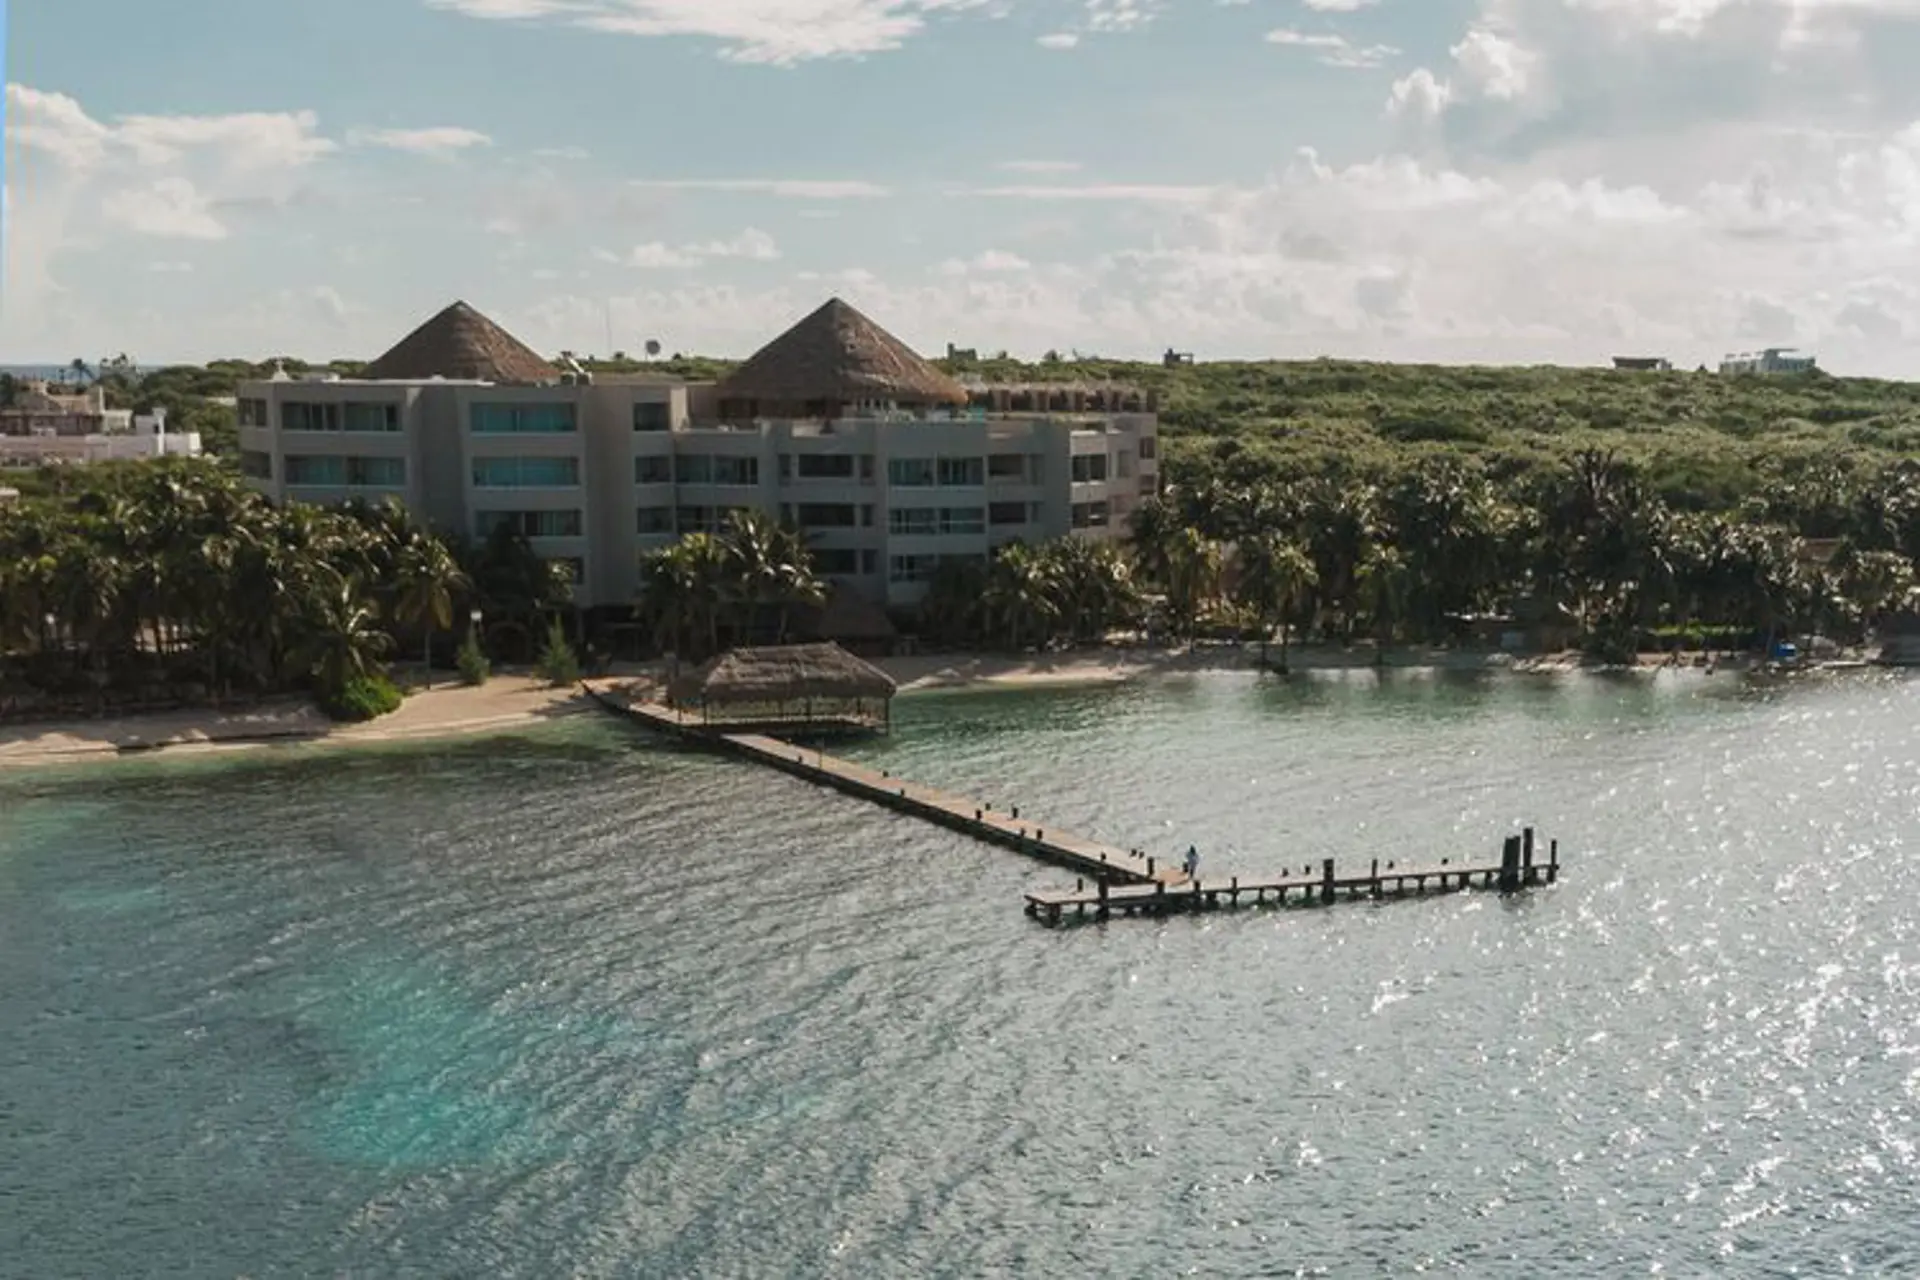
[3,669,1918,1276]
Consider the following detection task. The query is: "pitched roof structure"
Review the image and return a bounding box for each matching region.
[669,642,897,707]
[716,298,968,408]
[362,301,558,384]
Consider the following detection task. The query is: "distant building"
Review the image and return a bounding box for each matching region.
[1163,348,1195,367]
[0,380,199,468]
[944,343,979,362]
[1720,348,1816,375]
[1612,356,1672,371]
[0,408,199,469]
[0,381,133,436]
[238,298,1159,614]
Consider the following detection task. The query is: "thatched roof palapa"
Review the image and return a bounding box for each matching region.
[362,301,559,384]
[671,642,897,707]
[717,297,968,408]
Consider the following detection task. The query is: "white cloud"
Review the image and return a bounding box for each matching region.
[349,126,493,157]
[600,227,781,268]
[964,182,1219,202]
[1266,27,1400,68]
[101,177,228,240]
[999,159,1083,173]
[1037,31,1080,48]
[934,248,1033,274]
[628,178,891,198]
[424,0,992,63]
[1302,0,1378,9]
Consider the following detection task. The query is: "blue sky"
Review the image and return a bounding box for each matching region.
[8,0,1920,373]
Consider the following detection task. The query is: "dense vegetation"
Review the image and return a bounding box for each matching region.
[0,460,573,720]
[14,353,1920,680]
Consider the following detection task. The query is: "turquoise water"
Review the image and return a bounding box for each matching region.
[3,670,1918,1275]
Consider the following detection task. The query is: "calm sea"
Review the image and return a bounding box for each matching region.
[2,670,1917,1277]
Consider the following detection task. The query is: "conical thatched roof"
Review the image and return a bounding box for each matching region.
[671,642,896,706]
[717,298,967,407]
[362,301,558,383]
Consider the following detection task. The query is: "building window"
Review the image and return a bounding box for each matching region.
[889,507,937,536]
[778,454,793,480]
[887,458,935,487]
[814,548,859,575]
[989,501,1029,527]
[1071,454,1110,483]
[282,402,340,432]
[987,453,1027,481]
[1070,501,1111,529]
[471,403,576,434]
[798,503,858,528]
[1138,435,1157,461]
[938,457,985,487]
[797,454,856,480]
[633,402,671,432]
[1116,450,1135,479]
[635,455,673,484]
[677,505,715,533]
[711,456,758,486]
[637,506,674,534]
[471,456,580,488]
[676,454,712,484]
[476,510,583,539]
[860,550,877,575]
[889,554,936,583]
[343,402,400,433]
[941,507,985,535]
[239,450,273,479]
[860,454,876,481]
[239,399,269,427]
[286,455,405,487]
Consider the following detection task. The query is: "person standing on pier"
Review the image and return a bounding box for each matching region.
[1183,845,1199,879]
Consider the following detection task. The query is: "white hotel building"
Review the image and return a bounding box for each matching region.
[238,298,1159,614]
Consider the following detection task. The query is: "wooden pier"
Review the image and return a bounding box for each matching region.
[585,681,1563,923]
[586,685,1183,887]
[1024,831,1559,926]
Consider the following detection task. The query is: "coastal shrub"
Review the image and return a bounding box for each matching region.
[455,630,490,686]
[534,618,580,687]
[319,673,403,722]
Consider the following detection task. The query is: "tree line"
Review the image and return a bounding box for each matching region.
[0,461,574,720]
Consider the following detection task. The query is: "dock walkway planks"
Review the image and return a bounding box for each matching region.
[586,685,1182,887]
[1024,841,1560,926]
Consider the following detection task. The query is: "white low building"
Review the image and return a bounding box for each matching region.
[1720,348,1816,375]
[0,408,200,469]
[238,297,1160,612]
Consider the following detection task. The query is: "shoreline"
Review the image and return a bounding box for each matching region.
[0,645,1890,771]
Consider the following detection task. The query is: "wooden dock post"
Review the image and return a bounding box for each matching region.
[1548,839,1559,883]
[1370,858,1381,899]
[1320,858,1335,904]
[1499,834,1522,894]
[1522,827,1536,885]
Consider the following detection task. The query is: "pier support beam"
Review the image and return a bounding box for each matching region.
[1499,834,1522,894]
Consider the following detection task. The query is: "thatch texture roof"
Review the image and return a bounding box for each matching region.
[363,301,558,384]
[671,643,896,706]
[717,298,968,407]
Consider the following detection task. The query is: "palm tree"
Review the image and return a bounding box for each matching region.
[1161,527,1223,643]
[295,571,393,697]
[1234,532,1316,671]
[392,535,471,688]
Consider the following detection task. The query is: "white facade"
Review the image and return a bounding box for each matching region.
[238,374,1158,611]
[0,410,199,469]
[1720,348,1816,375]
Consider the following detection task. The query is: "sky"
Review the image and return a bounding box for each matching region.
[8,0,1920,373]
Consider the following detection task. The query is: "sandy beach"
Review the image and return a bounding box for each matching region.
[0,641,1824,770]
[0,674,596,769]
